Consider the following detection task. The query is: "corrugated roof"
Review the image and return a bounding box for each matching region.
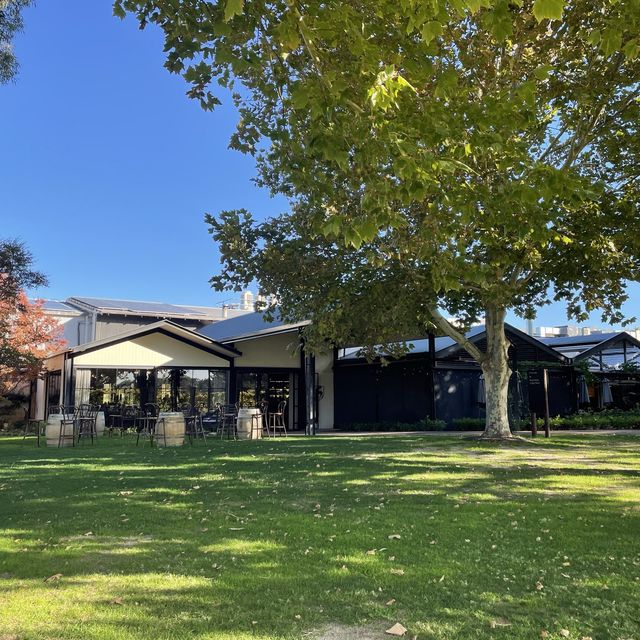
[66,296,226,318]
[199,310,308,343]
[337,325,486,360]
[39,300,83,313]
[540,332,620,348]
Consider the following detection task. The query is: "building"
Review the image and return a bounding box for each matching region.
[36,306,640,430]
[40,296,253,347]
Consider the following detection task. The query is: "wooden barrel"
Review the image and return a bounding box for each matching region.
[237,408,262,440]
[45,415,74,447]
[95,412,105,437]
[155,412,185,447]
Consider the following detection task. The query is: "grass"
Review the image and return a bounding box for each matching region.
[0,433,639,640]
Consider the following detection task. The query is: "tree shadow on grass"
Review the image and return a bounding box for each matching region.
[0,436,639,639]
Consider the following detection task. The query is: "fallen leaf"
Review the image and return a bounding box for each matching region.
[385,623,407,636]
[386,598,396,606]
[44,573,63,582]
[390,568,405,576]
[388,534,401,540]
[490,618,512,628]
[559,630,570,638]
[535,581,544,590]
[111,597,124,605]
[366,549,377,555]
[540,632,549,639]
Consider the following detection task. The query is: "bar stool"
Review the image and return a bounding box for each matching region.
[22,408,44,447]
[269,400,287,437]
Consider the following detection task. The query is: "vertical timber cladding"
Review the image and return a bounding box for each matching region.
[334,360,430,427]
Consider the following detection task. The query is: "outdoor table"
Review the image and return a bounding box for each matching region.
[236,407,262,440]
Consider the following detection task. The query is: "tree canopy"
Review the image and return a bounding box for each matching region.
[0,240,62,394]
[116,0,640,436]
[0,1,33,84]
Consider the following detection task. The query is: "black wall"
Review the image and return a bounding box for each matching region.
[334,360,431,427]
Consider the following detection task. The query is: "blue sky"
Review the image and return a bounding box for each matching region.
[0,0,637,330]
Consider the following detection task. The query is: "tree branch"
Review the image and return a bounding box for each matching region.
[427,305,486,364]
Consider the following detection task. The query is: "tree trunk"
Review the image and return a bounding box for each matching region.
[481,305,513,439]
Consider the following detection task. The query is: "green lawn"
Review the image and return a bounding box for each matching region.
[0,434,639,640]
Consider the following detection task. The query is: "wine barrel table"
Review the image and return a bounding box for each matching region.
[236,408,262,440]
[155,412,185,447]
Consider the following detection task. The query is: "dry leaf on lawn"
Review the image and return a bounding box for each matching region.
[388,534,401,539]
[44,573,63,582]
[386,598,396,606]
[390,568,405,576]
[111,597,124,605]
[559,630,570,638]
[385,623,407,636]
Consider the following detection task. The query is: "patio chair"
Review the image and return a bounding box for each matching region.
[121,405,138,434]
[185,411,207,445]
[268,400,287,437]
[258,400,270,437]
[22,408,44,447]
[76,404,98,444]
[218,404,238,440]
[53,405,75,447]
[136,403,158,446]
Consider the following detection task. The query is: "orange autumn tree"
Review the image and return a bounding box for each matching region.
[0,292,66,394]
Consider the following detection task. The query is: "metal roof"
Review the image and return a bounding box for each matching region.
[199,310,309,343]
[39,300,83,314]
[539,332,620,348]
[338,326,484,360]
[338,324,566,362]
[66,297,228,319]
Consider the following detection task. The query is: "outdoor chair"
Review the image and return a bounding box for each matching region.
[53,405,76,447]
[106,404,123,437]
[185,411,207,445]
[268,400,287,437]
[218,404,238,439]
[258,400,270,437]
[136,403,158,446]
[76,404,98,444]
[22,408,44,447]
[121,405,138,434]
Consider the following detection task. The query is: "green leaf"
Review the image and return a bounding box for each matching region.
[533,64,554,80]
[623,38,640,60]
[224,0,244,22]
[532,0,565,22]
[421,21,443,45]
[600,28,623,57]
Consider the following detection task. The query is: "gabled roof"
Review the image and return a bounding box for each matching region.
[65,296,236,321]
[570,331,640,362]
[540,332,620,348]
[199,310,309,344]
[338,323,567,363]
[68,320,241,360]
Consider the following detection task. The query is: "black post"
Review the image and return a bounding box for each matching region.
[228,359,236,406]
[428,332,437,420]
[543,369,551,438]
[530,411,537,436]
[305,354,316,435]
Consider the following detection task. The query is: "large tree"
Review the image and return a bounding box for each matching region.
[116,0,640,437]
